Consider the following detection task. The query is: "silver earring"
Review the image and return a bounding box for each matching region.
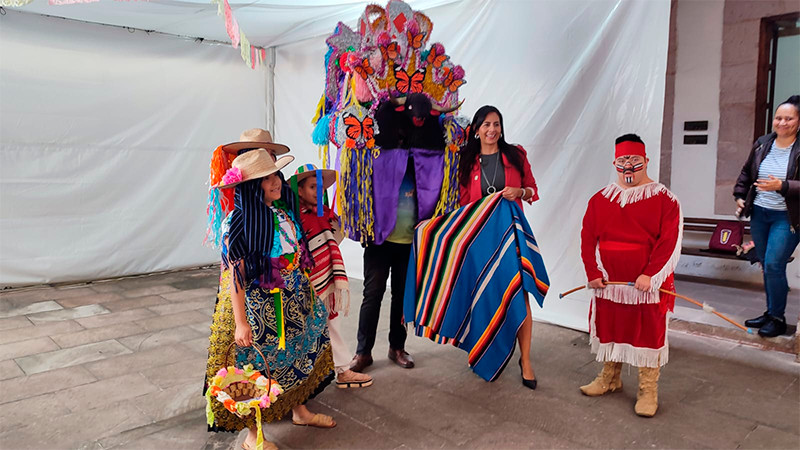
[474,133,479,139]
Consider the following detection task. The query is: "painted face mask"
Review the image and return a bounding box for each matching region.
[615,156,645,185]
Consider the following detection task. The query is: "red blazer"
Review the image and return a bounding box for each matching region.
[460,145,539,208]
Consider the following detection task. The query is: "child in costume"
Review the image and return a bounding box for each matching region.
[579,134,682,417]
[289,164,373,388]
[204,135,336,450]
[203,130,292,441]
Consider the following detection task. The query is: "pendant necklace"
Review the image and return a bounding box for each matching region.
[480,153,500,194]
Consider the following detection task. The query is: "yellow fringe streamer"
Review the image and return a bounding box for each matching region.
[311,94,325,124]
[319,146,329,170]
[255,407,263,450]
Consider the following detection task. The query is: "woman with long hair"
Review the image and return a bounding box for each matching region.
[458,105,540,389]
[735,95,800,337]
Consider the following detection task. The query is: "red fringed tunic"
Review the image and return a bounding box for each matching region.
[298,205,349,317]
[580,182,682,368]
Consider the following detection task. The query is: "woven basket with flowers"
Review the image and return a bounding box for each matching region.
[206,343,283,450]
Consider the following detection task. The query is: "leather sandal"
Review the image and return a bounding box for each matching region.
[291,413,337,428]
[243,440,278,450]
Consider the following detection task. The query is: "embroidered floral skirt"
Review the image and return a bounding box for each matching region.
[204,267,333,432]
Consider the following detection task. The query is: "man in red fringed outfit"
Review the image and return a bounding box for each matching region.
[579,133,682,417]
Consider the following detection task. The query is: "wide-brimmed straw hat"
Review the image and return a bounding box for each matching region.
[216,149,294,189]
[288,164,337,190]
[221,128,290,156]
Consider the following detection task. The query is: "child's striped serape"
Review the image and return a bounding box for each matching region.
[403,194,550,381]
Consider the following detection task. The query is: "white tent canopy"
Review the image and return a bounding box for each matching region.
[0,0,670,332]
[11,0,460,47]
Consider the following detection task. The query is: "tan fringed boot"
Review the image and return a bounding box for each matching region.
[579,362,623,396]
[634,366,660,417]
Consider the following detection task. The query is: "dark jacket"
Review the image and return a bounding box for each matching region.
[734,132,800,229]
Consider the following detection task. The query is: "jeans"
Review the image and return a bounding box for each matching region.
[355,241,411,355]
[750,205,800,319]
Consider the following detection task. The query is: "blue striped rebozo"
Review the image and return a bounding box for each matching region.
[403,194,550,381]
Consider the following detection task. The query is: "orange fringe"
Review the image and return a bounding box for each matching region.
[209,146,237,213]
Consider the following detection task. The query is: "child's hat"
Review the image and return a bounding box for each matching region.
[288,164,337,217]
[288,164,337,190]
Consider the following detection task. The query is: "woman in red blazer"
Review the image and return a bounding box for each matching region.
[458,105,540,389]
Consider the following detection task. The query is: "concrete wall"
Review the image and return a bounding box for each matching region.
[669,0,725,219]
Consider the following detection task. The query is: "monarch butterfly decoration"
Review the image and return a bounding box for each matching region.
[353,58,374,80]
[337,105,379,150]
[342,112,376,149]
[443,69,466,93]
[407,28,425,50]
[395,68,425,94]
[313,0,468,243]
[380,41,400,62]
[425,43,448,68]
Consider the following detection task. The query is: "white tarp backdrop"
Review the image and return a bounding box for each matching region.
[0,11,268,285]
[1,1,670,332]
[274,0,670,330]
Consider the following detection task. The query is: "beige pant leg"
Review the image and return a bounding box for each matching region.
[327,314,351,374]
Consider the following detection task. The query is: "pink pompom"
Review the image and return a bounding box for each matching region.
[355,77,373,102]
[346,53,360,70]
[221,167,242,185]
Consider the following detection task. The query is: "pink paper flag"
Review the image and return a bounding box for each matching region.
[222,0,240,48]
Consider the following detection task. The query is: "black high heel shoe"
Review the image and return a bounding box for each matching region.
[518,358,537,390]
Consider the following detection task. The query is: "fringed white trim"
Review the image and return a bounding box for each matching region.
[590,339,668,368]
[601,182,676,208]
[593,284,660,304]
[594,244,610,280]
[647,199,683,291]
[594,243,659,304]
[337,288,350,316]
[595,184,683,300]
[589,305,671,368]
[323,288,351,316]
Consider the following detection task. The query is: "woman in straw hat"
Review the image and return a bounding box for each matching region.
[205,147,335,450]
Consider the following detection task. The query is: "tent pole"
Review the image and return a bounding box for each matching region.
[265,47,276,135]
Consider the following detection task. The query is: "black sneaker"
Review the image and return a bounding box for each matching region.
[758,316,787,337]
[744,312,770,328]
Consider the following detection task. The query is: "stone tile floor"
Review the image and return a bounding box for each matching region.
[0,267,797,449]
